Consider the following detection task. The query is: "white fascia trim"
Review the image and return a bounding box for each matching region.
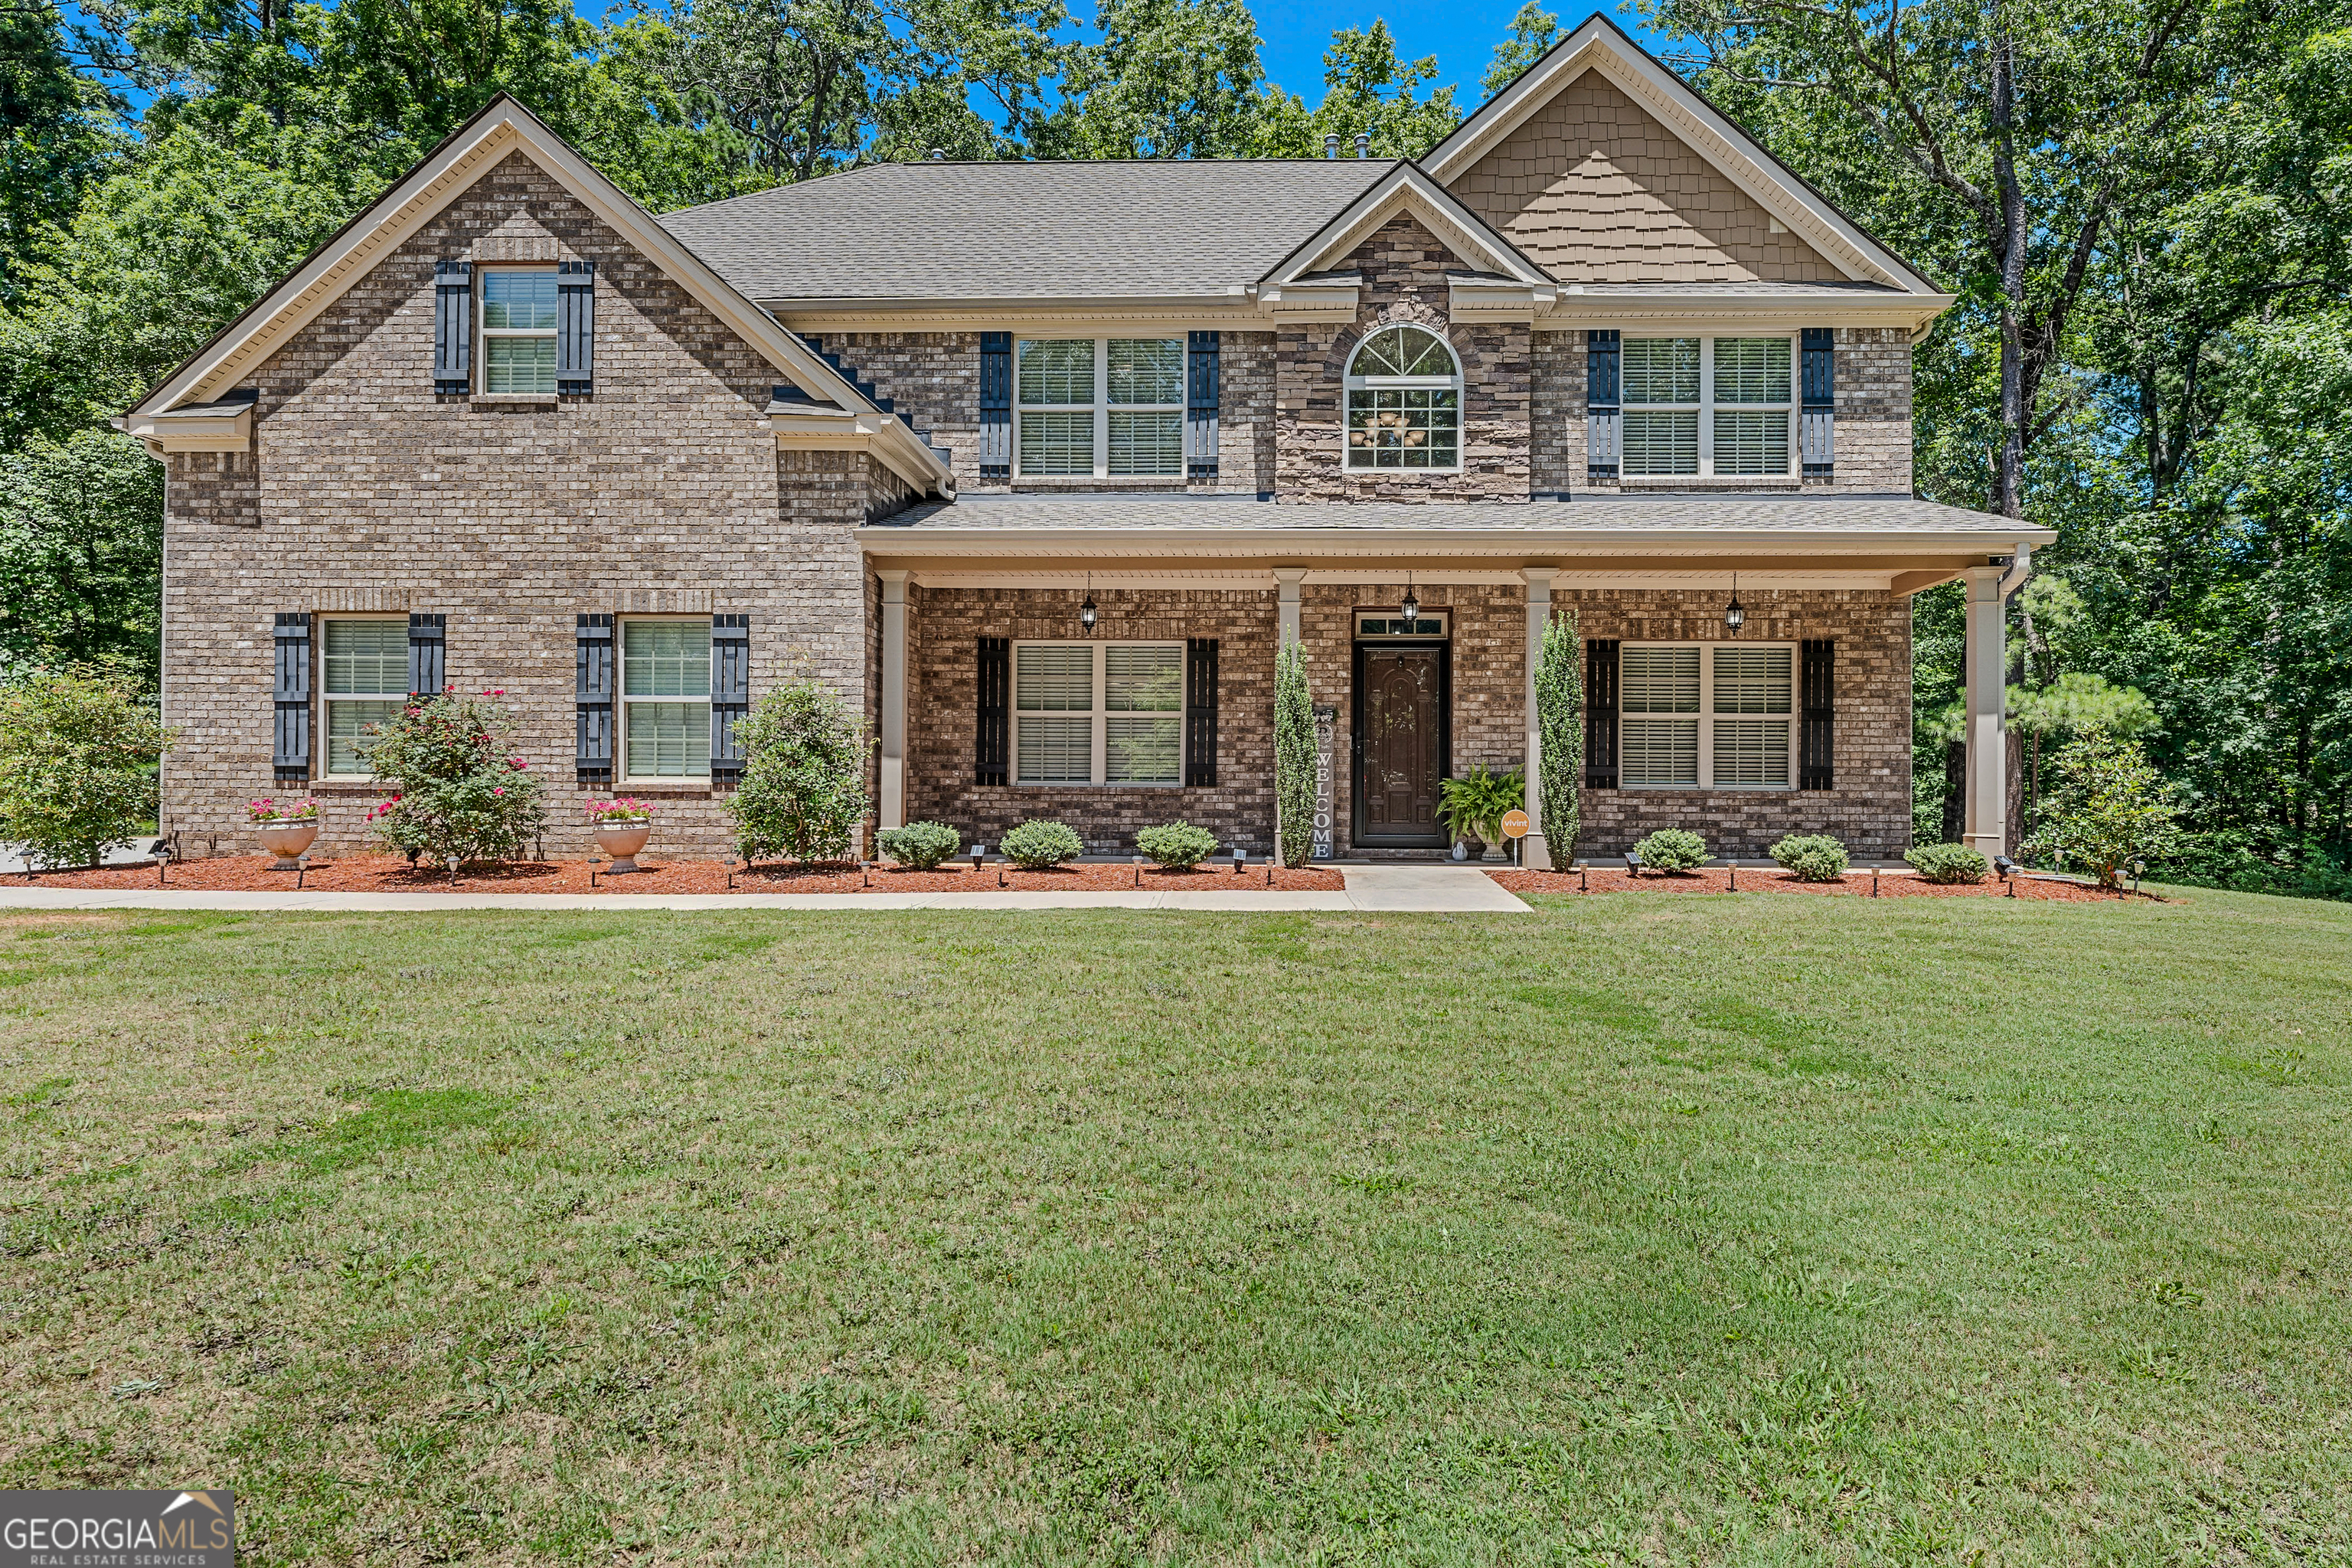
[1254,276,1363,321]
[855,524,2060,559]
[1259,165,1557,299]
[770,406,949,494]
[1425,18,1938,296]
[125,96,952,495]
[116,400,254,455]
[1449,277,1549,322]
[1540,292,1955,334]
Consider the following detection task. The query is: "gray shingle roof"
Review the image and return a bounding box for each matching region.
[866,493,2040,537]
[658,160,1397,303]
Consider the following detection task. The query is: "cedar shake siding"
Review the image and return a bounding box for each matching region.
[1452,70,1840,283]
[1276,216,1534,503]
[158,149,903,858]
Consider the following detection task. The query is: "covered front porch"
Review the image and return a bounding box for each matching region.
[859,495,2052,867]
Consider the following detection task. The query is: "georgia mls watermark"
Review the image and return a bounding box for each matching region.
[1,1490,233,1568]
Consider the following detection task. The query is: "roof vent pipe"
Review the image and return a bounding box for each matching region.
[1354,131,1370,158]
[927,147,945,161]
[1324,132,1339,159]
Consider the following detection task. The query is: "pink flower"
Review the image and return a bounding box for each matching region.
[492,787,505,796]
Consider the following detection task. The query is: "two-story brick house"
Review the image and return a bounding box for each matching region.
[121,15,2043,867]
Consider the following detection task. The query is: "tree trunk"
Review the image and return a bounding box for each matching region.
[1941,739,1965,845]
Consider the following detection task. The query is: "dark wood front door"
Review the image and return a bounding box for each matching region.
[1353,643,1449,848]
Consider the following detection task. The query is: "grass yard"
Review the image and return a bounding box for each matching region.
[0,887,2347,1564]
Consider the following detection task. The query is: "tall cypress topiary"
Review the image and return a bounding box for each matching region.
[1534,608,1583,863]
[1274,639,1315,867]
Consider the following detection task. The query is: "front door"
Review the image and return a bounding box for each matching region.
[1353,643,1449,848]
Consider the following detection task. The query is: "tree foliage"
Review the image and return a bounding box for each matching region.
[1533,607,1582,861]
[1273,637,1314,867]
[727,678,869,862]
[0,658,172,867]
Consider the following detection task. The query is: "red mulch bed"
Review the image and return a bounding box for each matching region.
[1,855,1344,895]
[1489,866,2164,903]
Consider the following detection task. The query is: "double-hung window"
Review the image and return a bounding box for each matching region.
[322,618,408,776]
[1620,643,1796,789]
[1621,337,1794,477]
[1013,642,1183,785]
[621,619,710,780]
[480,270,559,394]
[1016,338,1184,477]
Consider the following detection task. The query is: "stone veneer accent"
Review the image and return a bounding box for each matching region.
[815,328,1278,495]
[159,149,907,860]
[1529,328,1912,496]
[1276,216,1534,503]
[1564,587,1912,860]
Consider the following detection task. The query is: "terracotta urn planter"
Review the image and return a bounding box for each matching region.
[256,819,318,870]
[595,820,652,874]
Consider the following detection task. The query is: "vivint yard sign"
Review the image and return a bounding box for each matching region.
[2,1490,234,1567]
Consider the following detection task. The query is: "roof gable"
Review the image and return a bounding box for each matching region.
[123,93,942,490]
[1425,14,1936,294]
[1259,162,1554,294]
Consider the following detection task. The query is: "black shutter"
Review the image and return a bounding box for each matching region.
[978,332,1012,481]
[273,612,312,784]
[1586,329,1620,482]
[1800,638,1835,789]
[1186,331,1220,481]
[975,635,1009,783]
[407,612,444,698]
[557,260,594,395]
[710,614,749,781]
[1801,327,1834,478]
[1185,637,1218,786]
[575,613,614,785]
[433,260,471,394]
[1584,638,1619,789]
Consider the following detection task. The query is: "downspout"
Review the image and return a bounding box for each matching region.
[1998,541,2034,598]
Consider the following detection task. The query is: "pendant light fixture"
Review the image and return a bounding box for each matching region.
[1400,569,1419,628]
[1079,571,1097,632]
[1723,572,1745,635]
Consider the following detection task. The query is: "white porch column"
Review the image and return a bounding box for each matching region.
[1961,562,2007,859]
[1274,566,1305,644]
[1520,566,1554,871]
[877,570,910,831]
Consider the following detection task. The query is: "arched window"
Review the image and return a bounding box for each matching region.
[1346,325,1462,470]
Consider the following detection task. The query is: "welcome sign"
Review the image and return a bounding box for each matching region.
[1311,705,1337,859]
[1,1491,234,1568]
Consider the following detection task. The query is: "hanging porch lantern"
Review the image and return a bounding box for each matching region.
[1723,573,1745,635]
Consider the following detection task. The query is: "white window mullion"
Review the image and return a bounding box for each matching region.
[1092,642,1107,784]
[1698,338,1715,478]
[1094,341,1109,479]
[1697,648,1715,789]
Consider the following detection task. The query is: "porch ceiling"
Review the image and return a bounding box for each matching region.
[854,492,2053,594]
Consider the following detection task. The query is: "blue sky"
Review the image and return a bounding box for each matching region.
[1250,3,1668,106]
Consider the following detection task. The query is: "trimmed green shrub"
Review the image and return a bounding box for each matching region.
[1906,842,1988,884]
[1274,639,1315,867]
[1137,822,1217,867]
[877,820,960,869]
[1534,609,1583,859]
[1001,819,1083,868]
[0,661,174,869]
[1770,834,1849,882]
[2025,729,2183,888]
[727,679,869,863]
[359,688,544,865]
[1632,828,1707,873]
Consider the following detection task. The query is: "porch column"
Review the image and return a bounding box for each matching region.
[1961,562,2006,859]
[1274,566,1305,644]
[1520,566,1554,871]
[877,569,909,831]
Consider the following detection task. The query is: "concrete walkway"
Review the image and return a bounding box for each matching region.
[0,864,1528,916]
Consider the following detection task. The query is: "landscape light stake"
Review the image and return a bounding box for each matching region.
[1728,861,1736,891]
[1133,856,1144,887]
[1578,864,1587,893]
[1871,867,1880,897]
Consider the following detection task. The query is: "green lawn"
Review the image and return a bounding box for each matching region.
[1,888,2347,1564]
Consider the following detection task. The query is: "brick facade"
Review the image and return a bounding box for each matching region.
[159,149,902,860]
[1276,217,1534,504]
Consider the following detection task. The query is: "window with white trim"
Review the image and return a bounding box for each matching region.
[1013,642,1184,785]
[1621,337,1795,477]
[621,619,710,779]
[322,617,407,776]
[1016,338,1184,477]
[1346,324,1461,469]
[1620,643,1795,789]
[480,270,558,394]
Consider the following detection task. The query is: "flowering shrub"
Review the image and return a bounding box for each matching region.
[356,688,544,864]
[727,679,868,863]
[585,797,653,824]
[0,661,175,870]
[247,797,318,823]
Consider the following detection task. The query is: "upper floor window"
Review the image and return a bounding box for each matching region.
[1620,642,1795,789]
[481,270,559,394]
[1622,337,1793,477]
[1347,325,1461,470]
[1018,338,1183,478]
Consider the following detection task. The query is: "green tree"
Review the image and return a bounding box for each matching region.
[1,0,122,300]
[1250,20,1460,158]
[1533,607,1582,861]
[1031,0,1266,159]
[0,658,172,867]
[1273,637,1314,867]
[2026,728,2183,887]
[1481,2,1560,99]
[727,677,869,862]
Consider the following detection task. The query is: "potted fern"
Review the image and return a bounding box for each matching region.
[1437,765,1524,862]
